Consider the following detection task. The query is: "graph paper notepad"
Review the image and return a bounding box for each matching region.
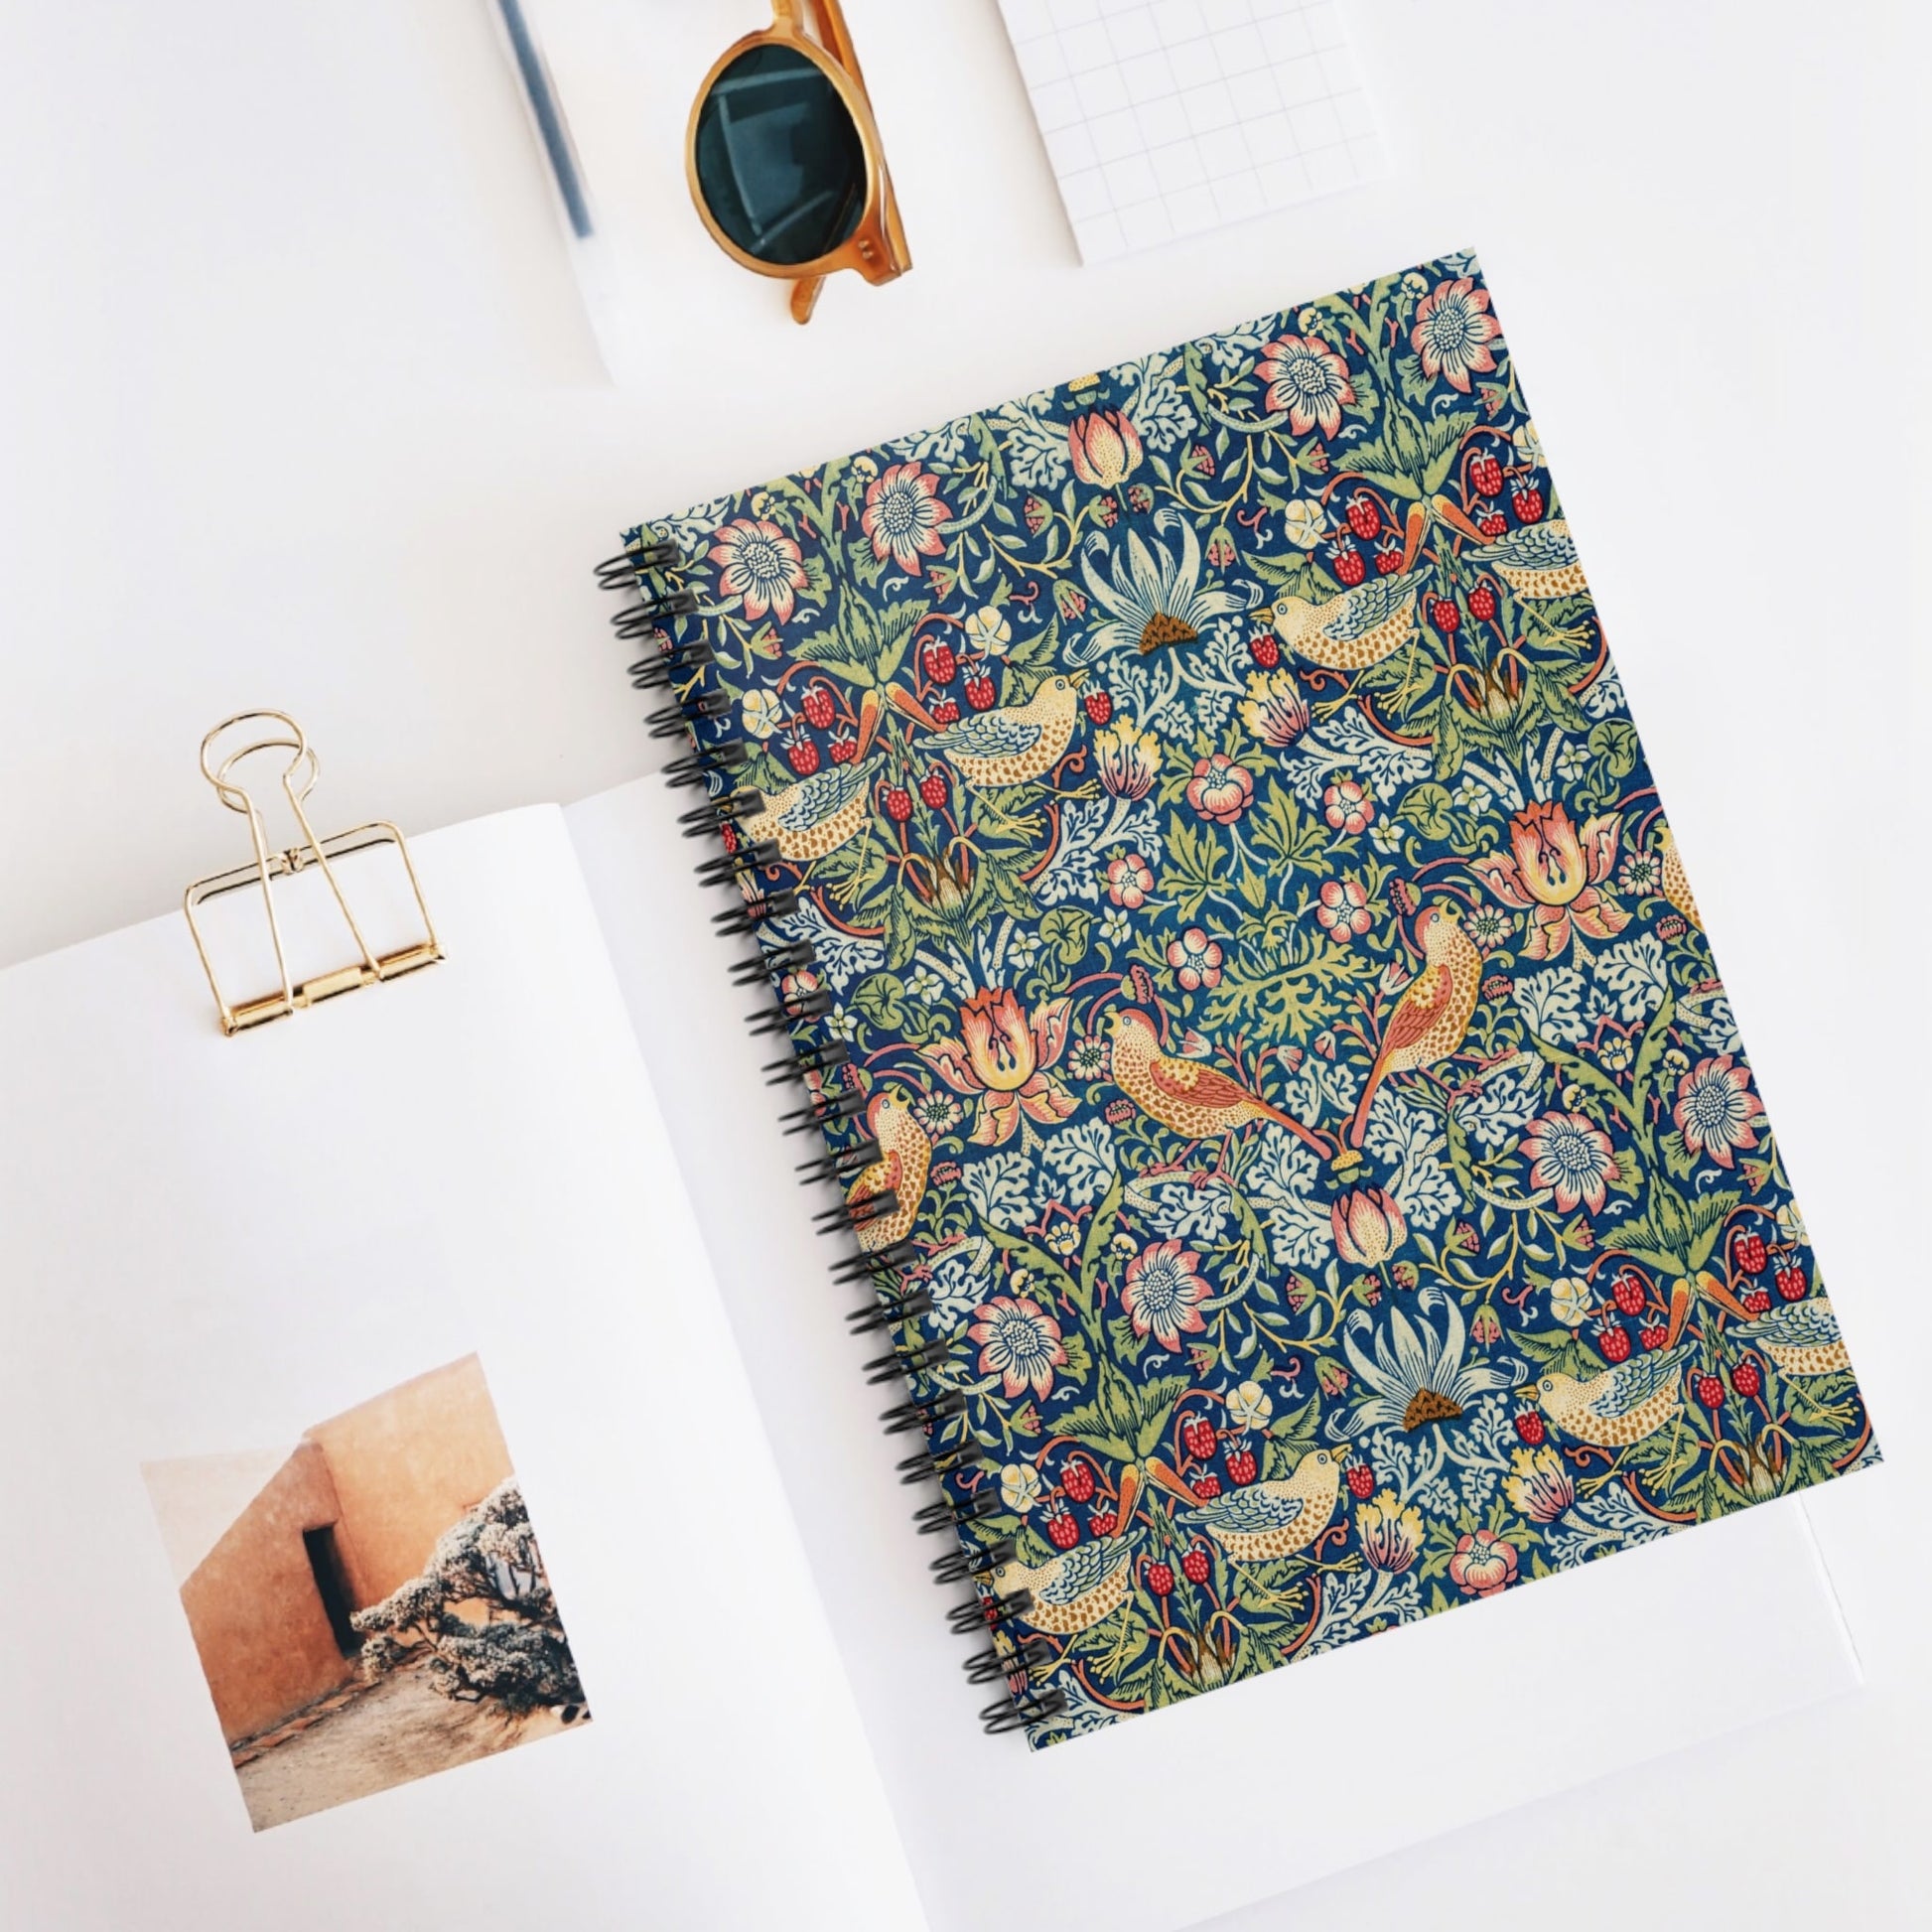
[997,0,1389,262]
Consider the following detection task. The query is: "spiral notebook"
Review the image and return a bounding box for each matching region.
[607,251,1878,1751]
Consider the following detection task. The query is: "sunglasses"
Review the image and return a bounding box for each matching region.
[687,0,910,324]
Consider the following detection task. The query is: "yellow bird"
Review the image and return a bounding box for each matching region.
[1109,1008,1332,1162]
[1343,903,1483,1152]
[1732,1298,1849,1377]
[1145,1450,1343,1563]
[987,1467,1143,1635]
[888,675,1084,789]
[1657,824,1702,930]
[1432,496,1587,599]
[740,758,876,863]
[1526,1346,1690,1449]
[1271,503,1426,670]
[848,1089,931,1253]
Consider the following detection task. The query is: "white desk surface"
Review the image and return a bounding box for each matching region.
[1,3,1926,1927]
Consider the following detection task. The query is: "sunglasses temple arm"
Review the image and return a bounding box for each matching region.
[789,274,828,326]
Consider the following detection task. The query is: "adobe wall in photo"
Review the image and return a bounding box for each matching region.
[165,1355,514,1745]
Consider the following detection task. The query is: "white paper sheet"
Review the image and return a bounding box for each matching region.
[0,808,923,1931]
[567,773,1862,1932]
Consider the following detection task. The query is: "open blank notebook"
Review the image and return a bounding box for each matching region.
[0,793,1861,1932]
[996,0,1391,261]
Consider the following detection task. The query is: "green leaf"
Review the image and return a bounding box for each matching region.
[1040,906,1094,966]
[851,973,908,1032]
[1403,780,1454,839]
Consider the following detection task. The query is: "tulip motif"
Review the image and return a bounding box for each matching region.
[1470,799,1628,959]
[1067,407,1144,486]
[920,987,1077,1145]
[1331,1186,1408,1267]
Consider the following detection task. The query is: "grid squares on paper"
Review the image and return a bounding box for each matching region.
[998,0,1389,263]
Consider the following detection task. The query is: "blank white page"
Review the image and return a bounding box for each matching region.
[0,808,923,1932]
[996,0,1391,262]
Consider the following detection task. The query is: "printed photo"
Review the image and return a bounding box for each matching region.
[143,1355,588,1831]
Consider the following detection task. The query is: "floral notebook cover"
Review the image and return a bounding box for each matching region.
[628,252,1876,1746]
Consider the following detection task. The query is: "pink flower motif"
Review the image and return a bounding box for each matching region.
[1166,926,1224,992]
[1121,1240,1211,1351]
[1331,1187,1406,1266]
[1185,754,1253,825]
[708,516,808,623]
[918,988,1076,1146]
[1257,334,1357,438]
[1672,1054,1765,1170]
[1470,800,1627,960]
[1316,878,1373,940]
[1520,1110,1620,1213]
[968,1295,1068,1400]
[1449,1528,1519,1597]
[1323,777,1374,835]
[1107,853,1155,908]
[1066,407,1144,486]
[1411,276,1501,393]
[861,462,950,574]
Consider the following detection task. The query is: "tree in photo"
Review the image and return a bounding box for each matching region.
[351,1479,588,1722]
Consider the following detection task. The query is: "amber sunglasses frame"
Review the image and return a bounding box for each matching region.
[685,0,910,324]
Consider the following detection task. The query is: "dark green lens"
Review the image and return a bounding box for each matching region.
[694,44,866,266]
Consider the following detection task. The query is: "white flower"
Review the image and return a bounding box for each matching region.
[743,688,782,740]
[1548,1275,1593,1326]
[1369,817,1405,854]
[1000,1462,1042,1512]
[1280,498,1327,550]
[964,606,1012,655]
[908,964,944,1004]
[1227,1380,1274,1429]
[1452,775,1493,816]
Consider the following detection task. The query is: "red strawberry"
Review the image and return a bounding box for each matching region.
[882,784,913,822]
[1433,597,1460,632]
[1611,1272,1646,1317]
[1181,1417,1216,1460]
[1468,584,1498,621]
[1189,443,1215,479]
[828,737,858,764]
[719,822,740,855]
[1742,1290,1771,1315]
[1192,1472,1222,1501]
[1696,1372,1725,1410]
[1225,1446,1257,1485]
[1333,544,1366,587]
[1735,1234,1768,1274]
[787,739,821,776]
[1345,493,1381,540]
[923,641,957,684]
[1375,542,1405,575]
[1776,1264,1806,1303]
[1478,511,1508,537]
[1061,1459,1096,1503]
[1469,451,1503,496]
[1083,689,1114,726]
[1045,1503,1080,1551]
[1511,480,1545,523]
[1730,1360,1762,1398]
[1344,1461,1374,1500]
[800,684,836,730]
[1638,1319,1670,1352]
[918,768,948,809]
[1147,1561,1175,1597]
[1024,494,1048,535]
[1249,633,1282,667]
[931,698,961,726]
[1180,1547,1211,1586]
[1088,1508,1118,1538]
[1513,1409,1545,1446]
[964,675,997,711]
[1597,1319,1632,1364]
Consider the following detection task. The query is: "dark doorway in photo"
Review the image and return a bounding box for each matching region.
[304,1525,359,1657]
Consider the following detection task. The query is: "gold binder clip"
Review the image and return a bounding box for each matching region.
[183,711,443,1035]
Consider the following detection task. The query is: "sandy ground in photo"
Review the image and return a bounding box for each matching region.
[234,1656,575,1831]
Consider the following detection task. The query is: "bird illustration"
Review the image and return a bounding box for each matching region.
[740,689,883,863]
[1343,903,1483,1151]
[1731,1298,1849,1377]
[1657,824,1703,930]
[1526,1346,1691,1449]
[1145,1450,1343,1563]
[741,758,877,863]
[848,1089,931,1252]
[1270,504,1426,670]
[1109,1008,1328,1159]
[888,674,1084,789]
[1432,497,1587,599]
[988,1467,1143,1635]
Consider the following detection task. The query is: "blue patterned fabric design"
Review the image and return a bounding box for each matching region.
[624,252,1875,1746]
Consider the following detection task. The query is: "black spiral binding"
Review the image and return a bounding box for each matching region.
[598,531,1066,1738]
